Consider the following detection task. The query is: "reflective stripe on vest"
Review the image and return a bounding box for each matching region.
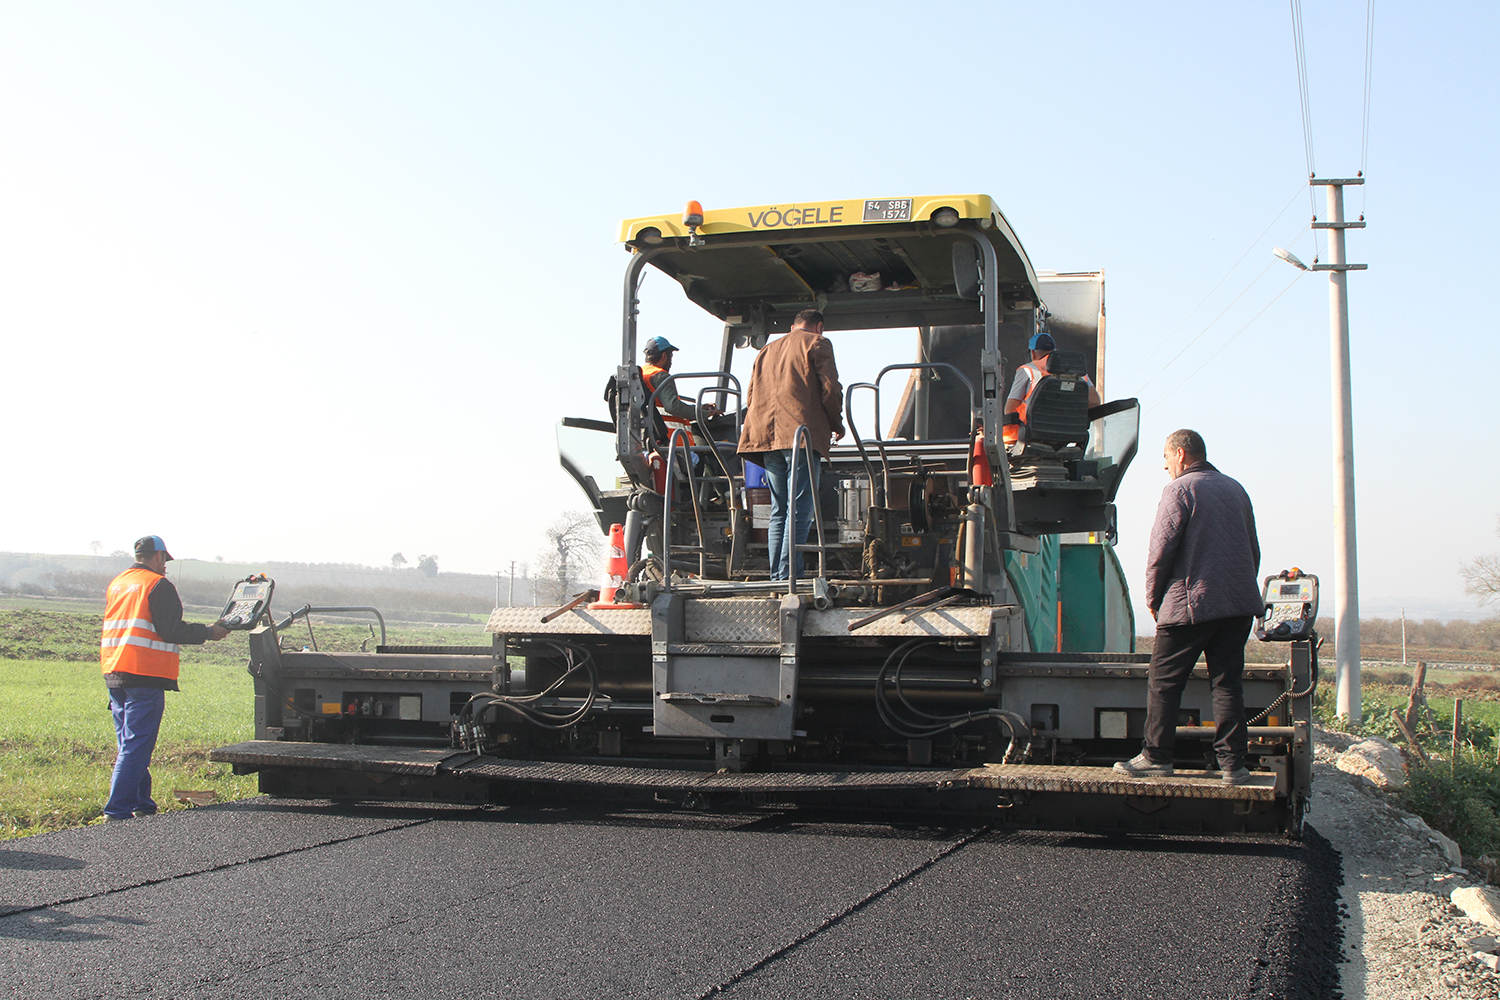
[101,566,181,680]
[642,363,696,443]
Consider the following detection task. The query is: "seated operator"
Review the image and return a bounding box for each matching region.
[1003,332,1102,445]
[641,336,723,444]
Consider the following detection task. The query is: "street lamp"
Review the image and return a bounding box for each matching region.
[1273,176,1368,722]
[1272,247,1308,270]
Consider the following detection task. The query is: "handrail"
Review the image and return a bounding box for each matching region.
[787,424,828,595]
[873,361,978,441]
[646,370,741,451]
[661,427,711,588]
[693,383,745,515]
[844,382,890,507]
[274,604,387,649]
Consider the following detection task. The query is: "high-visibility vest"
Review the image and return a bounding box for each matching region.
[1003,360,1050,445]
[100,566,181,681]
[642,363,697,445]
[1002,358,1092,445]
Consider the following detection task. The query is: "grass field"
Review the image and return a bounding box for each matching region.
[1,604,489,840]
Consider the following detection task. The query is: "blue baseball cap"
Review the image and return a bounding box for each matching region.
[1027,333,1055,351]
[644,336,678,354]
[134,535,174,561]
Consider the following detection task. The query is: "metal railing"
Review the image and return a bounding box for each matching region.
[660,427,712,588]
[845,362,979,505]
[787,424,829,595]
[273,605,387,650]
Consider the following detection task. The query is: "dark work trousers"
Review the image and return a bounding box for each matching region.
[1142,616,1254,768]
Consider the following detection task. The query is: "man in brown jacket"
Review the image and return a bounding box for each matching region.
[737,309,844,579]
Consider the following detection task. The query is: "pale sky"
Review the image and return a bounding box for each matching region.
[3,2,1496,625]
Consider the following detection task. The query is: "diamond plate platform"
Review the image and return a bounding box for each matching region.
[802,606,997,637]
[684,598,780,643]
[486,601,998,638]
[486,606,651,634]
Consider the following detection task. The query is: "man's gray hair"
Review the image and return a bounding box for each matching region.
[1165,429,1206,461]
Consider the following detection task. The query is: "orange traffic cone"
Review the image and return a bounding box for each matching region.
[588,523,644,609]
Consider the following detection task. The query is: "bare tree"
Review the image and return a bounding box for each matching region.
[533,512,604,606]
[89,540,102,557]
[1460,515,1500,607]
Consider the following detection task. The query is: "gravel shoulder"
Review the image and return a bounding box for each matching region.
[1310,725,1500,999]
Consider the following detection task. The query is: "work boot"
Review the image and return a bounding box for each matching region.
[1112,753,1173,778]
[1221,765,1253,786]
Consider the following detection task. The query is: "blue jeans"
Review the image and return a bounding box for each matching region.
[106,687,165,819]
[761,449,820,580]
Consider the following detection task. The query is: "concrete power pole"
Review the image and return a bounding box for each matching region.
[1311,176,1367,721]
[508,560,516,608]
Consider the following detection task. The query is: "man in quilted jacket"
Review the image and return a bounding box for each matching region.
[1114,429,1264,785]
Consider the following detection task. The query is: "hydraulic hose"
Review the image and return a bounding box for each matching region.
[459,639,599,736]
[873,639,1032,763]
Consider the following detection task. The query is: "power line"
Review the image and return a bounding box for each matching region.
[1115,185,1305,391]
[1127,220,1310,397]
[1360,0,1376,215]
[1146,271,1307,414]
[1289,0,1317,214]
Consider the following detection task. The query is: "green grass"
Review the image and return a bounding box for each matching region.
[1318,680,1500,870]
[0,657,260,838]
[1,607,490,840]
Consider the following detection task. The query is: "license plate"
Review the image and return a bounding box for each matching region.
[862,198,912,222]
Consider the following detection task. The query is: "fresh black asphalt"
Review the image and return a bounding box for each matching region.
[0,798,1343,999]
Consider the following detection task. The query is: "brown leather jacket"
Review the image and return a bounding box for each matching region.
[736,327,844,457]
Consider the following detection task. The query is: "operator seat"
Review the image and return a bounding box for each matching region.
[1006,349,1093,485]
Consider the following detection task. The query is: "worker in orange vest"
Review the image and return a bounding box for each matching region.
[1003,332,1101,445]
[100,535,229,821]
[642,336,719,446]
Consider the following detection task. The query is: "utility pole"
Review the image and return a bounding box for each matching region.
[508,560,516,608]
[1311,176,1367,722]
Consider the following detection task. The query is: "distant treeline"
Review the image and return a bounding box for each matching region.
[1147,615,1500,664]
[3,569,499,620]
[1355,616,1499,652]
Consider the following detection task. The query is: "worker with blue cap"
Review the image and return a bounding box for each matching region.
[99,535,229,820]
[642,335,719,442]
[1003,332,1101,445]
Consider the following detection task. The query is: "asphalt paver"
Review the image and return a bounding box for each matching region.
[0,798,1341,999]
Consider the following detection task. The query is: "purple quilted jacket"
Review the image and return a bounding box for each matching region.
[1146,461,1263,626]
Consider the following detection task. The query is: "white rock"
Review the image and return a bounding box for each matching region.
[1453,886,1500,932]
[1404,815,1432,833]
[1336,738,1407,790]
[1477,952,1500,972]
[1429,830,1463,866]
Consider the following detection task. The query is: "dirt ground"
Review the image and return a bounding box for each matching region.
[1311,726,1500,999]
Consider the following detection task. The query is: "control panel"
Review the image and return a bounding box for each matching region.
[219,574,275,630]
[1255,569,1318,642]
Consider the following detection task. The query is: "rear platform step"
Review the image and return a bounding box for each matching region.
[212,741,1277,801]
